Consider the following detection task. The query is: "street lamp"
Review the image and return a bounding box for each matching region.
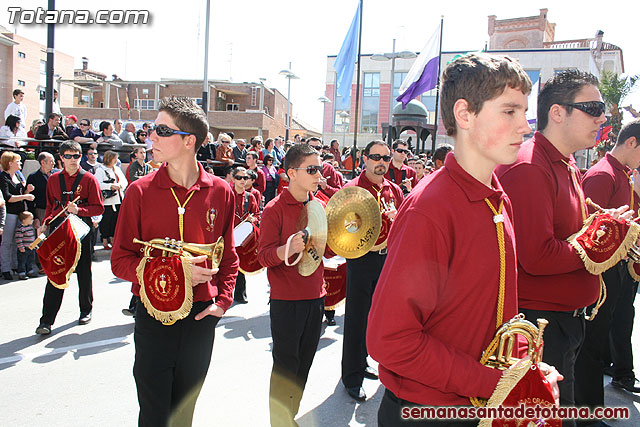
[371,39,417,146]
[339,111,350,147]
[318,96,331,141]
[279,63,299,141]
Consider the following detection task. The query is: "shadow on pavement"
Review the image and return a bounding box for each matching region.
[221,313,271,341]
[0,320,77,370]
[297,380,384,427]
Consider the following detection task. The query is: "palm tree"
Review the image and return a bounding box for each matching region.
[599,71,639,136]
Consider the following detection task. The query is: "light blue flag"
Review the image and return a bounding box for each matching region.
[333,2,361,110]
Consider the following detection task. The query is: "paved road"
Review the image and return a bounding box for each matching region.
[1,249,639,426]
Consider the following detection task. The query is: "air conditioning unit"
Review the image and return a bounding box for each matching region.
[218,92,226,100]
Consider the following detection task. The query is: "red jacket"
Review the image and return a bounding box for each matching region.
[111,162,239,311]
[583,152,636,213]
[496,132,599,311]
[257,188,326,300]
[44,169,104,222]
[368,154,518,405]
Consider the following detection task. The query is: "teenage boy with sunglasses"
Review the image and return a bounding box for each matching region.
[231,166,260,304]
[35,141,104,335]
[385,139,416,194]
[111,97,238,426]
[257,143,329,427]
[496,70,608,425]
[341,140,404,402]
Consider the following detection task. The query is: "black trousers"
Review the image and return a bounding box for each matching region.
[342,251,386,389]
[520,308,584,427]
[134,300,220,427]
[39,232,93,325]
[378,389,477,427]
[575,261,636,416]
[100,204,120,240]
[609,266,637,381]
[270,297,324,427]
[234,271,247,302]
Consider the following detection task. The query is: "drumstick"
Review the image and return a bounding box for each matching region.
[29,196,81,250]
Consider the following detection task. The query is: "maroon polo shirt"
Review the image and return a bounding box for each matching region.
[250,166,266,194]
[368,153,519,405]
[319,161,344,198]
[497,131,599,311]
[44,169,104,221]
[385,161,417,188]
[233,189,260,226]
[257,188,326,300]
[583,152,635,213]
[345,171,404,214]
[111,162,239,311]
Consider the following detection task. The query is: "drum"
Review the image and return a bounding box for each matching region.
[323,256,347,309]
[233,221,254,248]
[236,222,264,274]
[67,214,91,241]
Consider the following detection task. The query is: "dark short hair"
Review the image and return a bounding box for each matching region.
[99,121,111,132]
[440,53,532,136]
[363,140,389,156]
[158,97,209,151]
[617,118,640,147]
[307,137,321,145]
[246,152,259,161]
[537,70,600,131]
[264,154,274,163]
[13,89,24,97]
[432,144,453,162]
[226,131,235,139]
[246,169,257,180]
[59,140,82,155]
[392,139,407,150]
[264,138,274,150]
[48,113,61,121]
[284,143,319,177]
[5,115,21,131]
[232,166,247,176]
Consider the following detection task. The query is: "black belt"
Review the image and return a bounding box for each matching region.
[385,388,418,406]
[558,307,586,318]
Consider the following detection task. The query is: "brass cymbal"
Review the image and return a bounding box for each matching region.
[325,187,382,259]
[297,200,328,277]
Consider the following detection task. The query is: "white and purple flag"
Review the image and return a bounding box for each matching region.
[397,23,441,108]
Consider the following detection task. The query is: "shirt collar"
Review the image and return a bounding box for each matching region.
[533,131,575,166]
[605,152,630,175]
[155,161,213,191]
[444,152,506,203]
[282,187,314,205]
[358,170,390,189]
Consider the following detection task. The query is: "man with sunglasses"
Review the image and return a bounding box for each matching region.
[496,70,609,424]
[385,140,417,195]
[341,140,404,402]
[111,97,238,426]
[70,119,100,143]
[573,119,640,420]
[306,137,343,198]
[233,138,248,162]
[35,141,104,336]
[257,143,329,426]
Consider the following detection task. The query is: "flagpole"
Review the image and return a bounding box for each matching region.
[116,88,122,120]
[351,0,363,178]
[431,16,444,153]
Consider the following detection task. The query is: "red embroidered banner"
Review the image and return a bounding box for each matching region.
[37,218,81,289]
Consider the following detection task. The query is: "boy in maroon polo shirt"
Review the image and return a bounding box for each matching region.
[496,71,612,425]
[257,143,327,427]
[368,53,561,426]
[111,97,238,426]
[384,139,416,194]
[575,119,640,414]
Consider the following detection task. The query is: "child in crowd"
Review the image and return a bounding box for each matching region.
[15,211,37,280]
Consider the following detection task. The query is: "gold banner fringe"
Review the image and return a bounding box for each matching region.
[136,256,193,326]
[628,262,640,282]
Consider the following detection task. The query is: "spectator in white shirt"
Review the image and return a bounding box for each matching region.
[4,90,27,132]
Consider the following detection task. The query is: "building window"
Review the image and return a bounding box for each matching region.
[192,98,203,107]
[420,89,437,124]
[17,80,25,86]
[251,87,258,107]
[226,103,239,111]
[142,88,149,95]
[361,72,380,133]
[393,72,408,99]
[40,60,47,88]
[134,99,156,110]
[18,51,26,58]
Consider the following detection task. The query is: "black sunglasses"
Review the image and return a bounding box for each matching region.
[293,165,323,175]
[234,175,249,180]
[395,148,409,154]
[152,124,194,137]
[561,101,606,117]
[309,145,322,150]
[62,153,82,159]
[368,153,392,162]
[80,122,90,126]
[139,132,147,136]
